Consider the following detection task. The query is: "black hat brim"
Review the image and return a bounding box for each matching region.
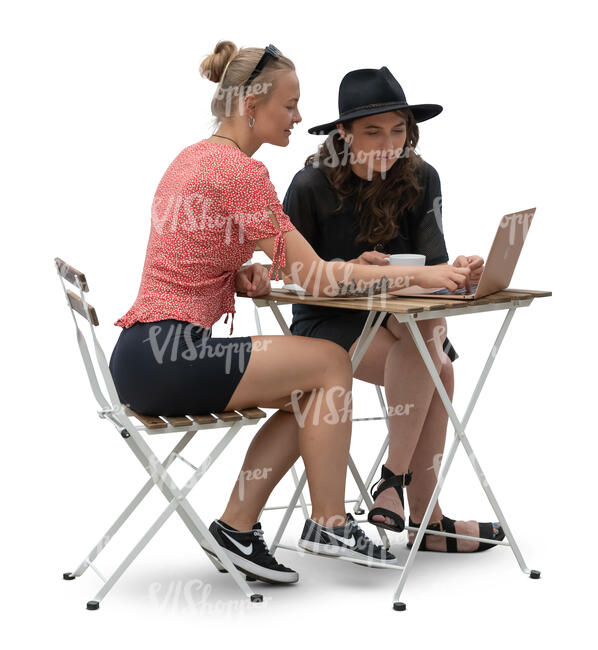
[307,103,443,135]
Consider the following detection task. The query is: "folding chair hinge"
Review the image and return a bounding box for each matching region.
[119,428,130,439]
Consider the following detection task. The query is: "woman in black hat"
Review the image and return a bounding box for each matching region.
[283,66,505,552]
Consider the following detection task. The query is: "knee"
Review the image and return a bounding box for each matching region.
[420,317,447,339]
[419,318,448,358]
[322,341,353,384]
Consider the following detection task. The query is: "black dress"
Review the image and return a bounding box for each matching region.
[282,160,458,362]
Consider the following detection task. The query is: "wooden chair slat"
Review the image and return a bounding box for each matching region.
[66,289,99,326]
[55,257,89,292]
[163,416,193,427]
[191,414,218,425]
[237,408,267,420]
[125,408,167,429]
[213,411,243,422]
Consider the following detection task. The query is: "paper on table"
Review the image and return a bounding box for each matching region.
[282,283,311,295]
[281,283,389,299]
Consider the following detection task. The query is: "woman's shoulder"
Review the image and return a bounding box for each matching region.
[416,158,441,188]
[181,140,271,190]
[288,163,333,193]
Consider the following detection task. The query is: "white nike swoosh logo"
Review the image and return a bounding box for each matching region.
[221,530,253,555]
[323,529,356,548]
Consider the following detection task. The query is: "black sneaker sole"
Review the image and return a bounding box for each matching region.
[200,543,299,584]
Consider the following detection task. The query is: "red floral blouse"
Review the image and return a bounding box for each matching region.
[114,140,296,334]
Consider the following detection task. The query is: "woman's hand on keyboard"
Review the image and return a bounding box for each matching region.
[416,264,472,292]
[453,255,485,283]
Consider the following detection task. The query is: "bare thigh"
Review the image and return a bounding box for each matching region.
[223,335,353,412]
[348,324,398,386]
[348,317,448,386]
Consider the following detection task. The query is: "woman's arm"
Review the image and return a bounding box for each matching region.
[258,213,470,297]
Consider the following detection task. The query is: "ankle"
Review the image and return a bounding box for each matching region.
[218,512,256,532]
[410,510,443,526]
[383,460,410,476]
[310,512,347,529]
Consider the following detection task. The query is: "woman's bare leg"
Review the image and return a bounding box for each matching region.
[406,361,497,551]
[349,318,499,548]
[218,334,353,531]
[349,317,449,526]
[405,361,454,524]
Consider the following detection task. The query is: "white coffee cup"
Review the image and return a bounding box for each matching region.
[384,253,426,266]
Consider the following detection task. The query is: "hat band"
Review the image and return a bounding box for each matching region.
[341,100,408,116]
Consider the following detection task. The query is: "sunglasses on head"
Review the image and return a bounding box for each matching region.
[243,44,281,90]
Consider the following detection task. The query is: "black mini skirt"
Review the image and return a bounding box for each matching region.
[290,307,458,362]
[108,319,253,416]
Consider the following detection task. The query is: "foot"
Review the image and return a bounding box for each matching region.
[370,476,405,528]
[298,513,397,567]
[201,519,299,583]
[407,515,504,552]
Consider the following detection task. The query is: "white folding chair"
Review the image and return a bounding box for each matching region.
[55,257,270,610]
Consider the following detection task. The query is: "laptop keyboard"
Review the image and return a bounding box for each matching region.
[430,283,479,296]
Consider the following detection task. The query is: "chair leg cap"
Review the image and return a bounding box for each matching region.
[63,572,76,580]
[86,601,100,610]
[250,594,263,603]
[393,602,406,611]
[529,569,541,579]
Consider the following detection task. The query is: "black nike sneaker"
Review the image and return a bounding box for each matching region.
[298,513,397,566]
[200,519,298,584]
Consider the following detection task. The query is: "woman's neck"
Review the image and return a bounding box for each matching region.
[350,163,375,181]
[208,125,260,157]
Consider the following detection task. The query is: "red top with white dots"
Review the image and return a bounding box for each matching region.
[114,140,296,334]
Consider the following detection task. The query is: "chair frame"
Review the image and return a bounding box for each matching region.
[55,257,272,610]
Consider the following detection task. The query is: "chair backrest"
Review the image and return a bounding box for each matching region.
[54,257,121,414]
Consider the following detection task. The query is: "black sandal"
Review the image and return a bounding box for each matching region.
[367,465,412,533]
[406,515,505,552]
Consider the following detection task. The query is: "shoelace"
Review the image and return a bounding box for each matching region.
[253,529,283,561]
[252,529,288,568]
[347,519,383,552]
[252,529,272,555]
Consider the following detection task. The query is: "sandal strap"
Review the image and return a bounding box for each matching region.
[370,467,412,500]
[440,516,458,552]
[408,515,458,552]
[367,507,405,531]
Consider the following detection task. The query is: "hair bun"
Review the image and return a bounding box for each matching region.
[199,40,238,83]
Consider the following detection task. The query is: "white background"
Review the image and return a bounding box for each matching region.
[2,0,596,646]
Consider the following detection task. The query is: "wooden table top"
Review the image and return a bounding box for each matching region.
[240,288,552,316]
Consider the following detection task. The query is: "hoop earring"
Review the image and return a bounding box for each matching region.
[248,116,255,128]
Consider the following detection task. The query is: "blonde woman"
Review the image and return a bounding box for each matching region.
[109,43,471,584]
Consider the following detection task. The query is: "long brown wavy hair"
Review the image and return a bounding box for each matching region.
[305,109,426,249]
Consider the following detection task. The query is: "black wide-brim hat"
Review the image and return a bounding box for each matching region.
[308,66,442,135]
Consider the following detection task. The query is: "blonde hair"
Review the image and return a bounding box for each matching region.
[199,41,295,126]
